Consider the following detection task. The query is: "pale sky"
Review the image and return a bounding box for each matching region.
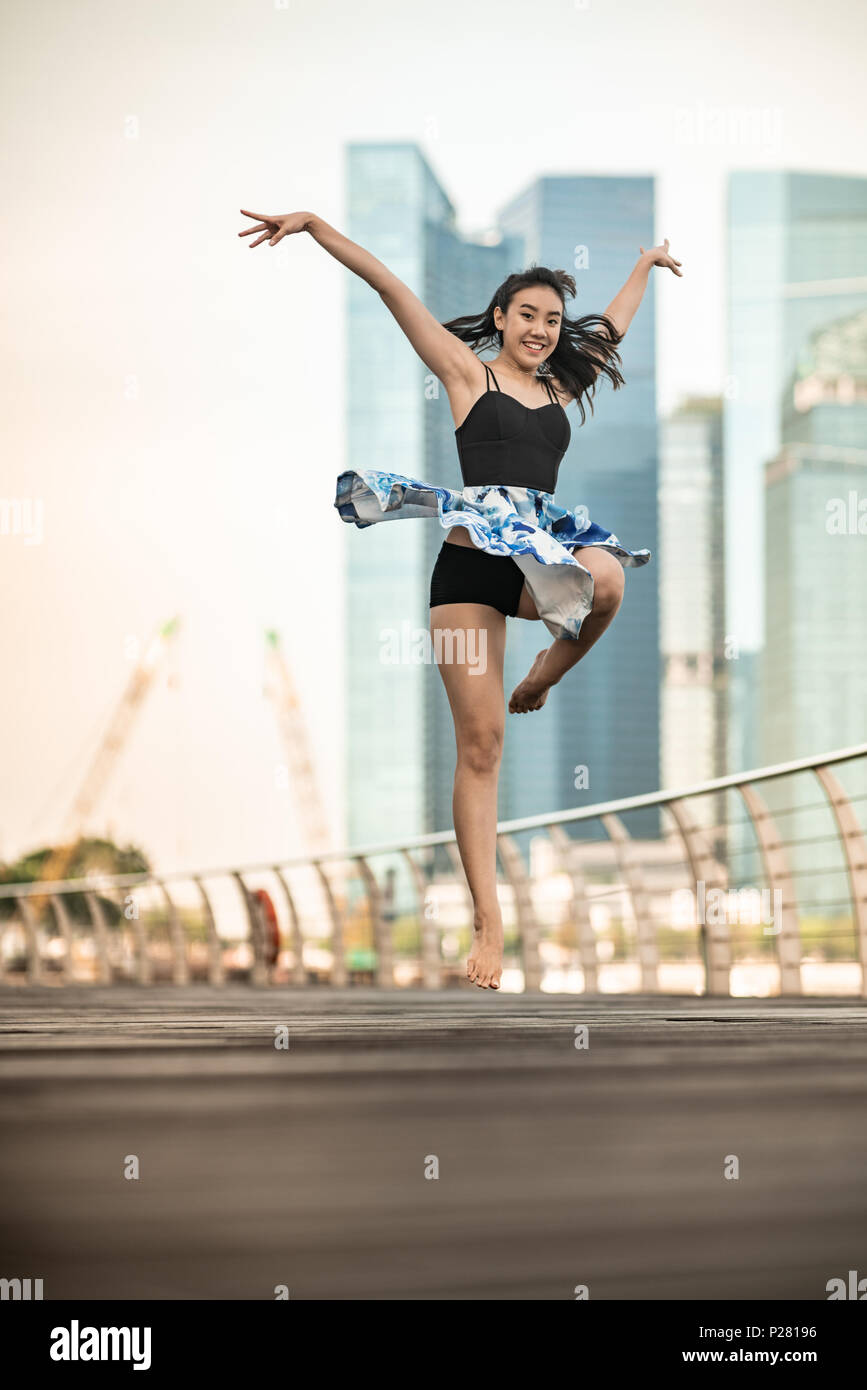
[1,0,865,872]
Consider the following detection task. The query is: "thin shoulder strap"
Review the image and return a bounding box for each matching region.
[542,373,559,405]
[484,362,501,392]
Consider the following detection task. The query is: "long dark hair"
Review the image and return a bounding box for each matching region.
[441,264,625,425]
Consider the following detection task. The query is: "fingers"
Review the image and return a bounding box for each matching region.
[239,210,277,248]
[662,239,683,273]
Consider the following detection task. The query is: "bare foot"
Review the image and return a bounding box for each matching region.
[467,921,503,989]
[508,649,552,714]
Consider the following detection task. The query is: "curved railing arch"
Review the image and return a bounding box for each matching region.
[1,742,865,996]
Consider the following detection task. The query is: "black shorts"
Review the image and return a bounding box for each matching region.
[429,539,525,618]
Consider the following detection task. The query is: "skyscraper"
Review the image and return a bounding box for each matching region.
[344,152,661,848]
[344,143,517,845]
[497,177,660,835]
[762,307,867,765]
[422,216,522,837]
[659,398,726,803]
[724,172,867,774]
[760,307,867,915]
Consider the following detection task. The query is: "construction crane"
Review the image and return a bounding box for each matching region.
[34,616,181,893]
[263,629,333,857]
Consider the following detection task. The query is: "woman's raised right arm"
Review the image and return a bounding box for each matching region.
[240,208,476,387]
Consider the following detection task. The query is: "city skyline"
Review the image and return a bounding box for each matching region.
[724,170,867,655]
[2,0,865,872]
[344,152,661,851]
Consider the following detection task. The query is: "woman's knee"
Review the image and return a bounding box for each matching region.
[587,554,625,614]
[598,573,625,615]
[456,723,504,776]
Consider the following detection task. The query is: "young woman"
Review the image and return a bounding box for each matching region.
[240,208,682,990]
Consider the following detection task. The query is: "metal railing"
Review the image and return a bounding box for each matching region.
[1,742,865,996]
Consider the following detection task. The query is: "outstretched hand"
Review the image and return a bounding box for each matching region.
[639,238,683,275]
[238,209,314,248]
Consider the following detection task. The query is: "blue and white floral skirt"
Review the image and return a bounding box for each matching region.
[334,469,651,642]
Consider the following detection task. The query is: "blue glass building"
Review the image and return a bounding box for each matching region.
[725,171,867,775]
[345,152,660,844]
[762,307,867,764]
[344,144,517,844]
[659,398,726,796]
[496,177,660,836]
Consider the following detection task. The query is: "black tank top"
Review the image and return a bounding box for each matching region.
[454,362,571,493]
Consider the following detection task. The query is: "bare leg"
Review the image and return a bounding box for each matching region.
[430,599,506,988]
[509,547,626,713]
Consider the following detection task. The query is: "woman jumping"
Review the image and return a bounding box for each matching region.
[239,207,682,990]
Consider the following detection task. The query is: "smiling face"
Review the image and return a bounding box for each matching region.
[494,284,564,371]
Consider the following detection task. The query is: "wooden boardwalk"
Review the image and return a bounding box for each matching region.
[1,987,866,1300]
